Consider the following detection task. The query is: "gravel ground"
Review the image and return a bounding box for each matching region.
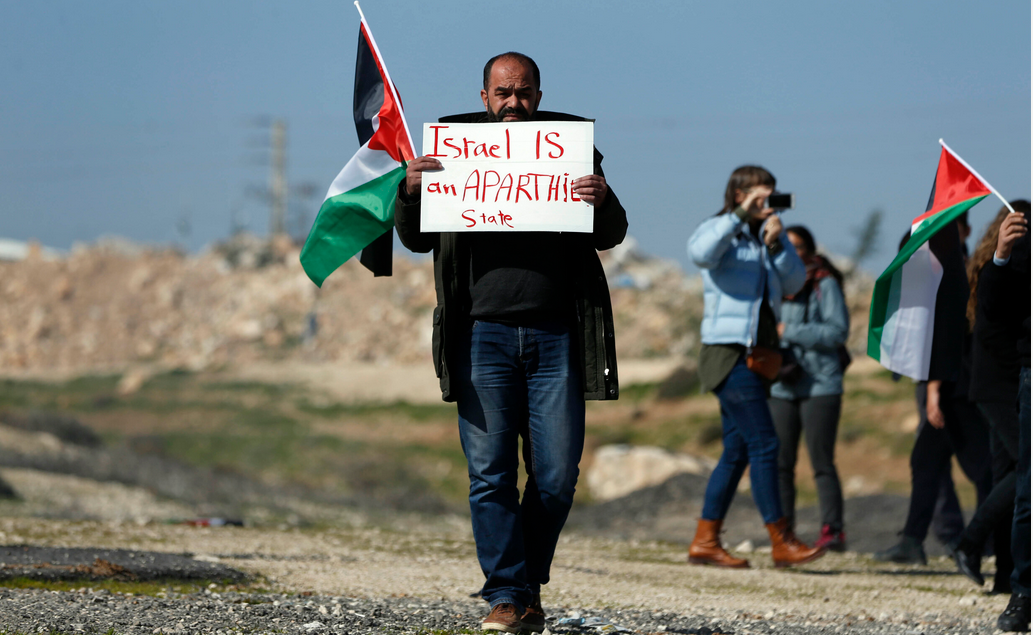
[0,587,1000,635]
[0,517,1008,635]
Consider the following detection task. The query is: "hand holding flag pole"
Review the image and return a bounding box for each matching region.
[868,139,1000,379]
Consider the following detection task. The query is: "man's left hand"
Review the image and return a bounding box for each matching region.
[572,175,608,206]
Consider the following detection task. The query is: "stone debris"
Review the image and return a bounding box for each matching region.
[0,589,995,635]
[0,234,874,376]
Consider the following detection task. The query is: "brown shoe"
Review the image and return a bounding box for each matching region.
[482,603,522,633]
[688,518,750,568]
[521,594,546,633]
[766,517,826,568]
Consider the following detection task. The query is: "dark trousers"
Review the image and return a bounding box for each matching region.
[932,469,965,545]
[957,400,1020,587]
[913,380,966,544]
[769,394,844,531]
[903,382,993,541]
[1013,367,1031,596]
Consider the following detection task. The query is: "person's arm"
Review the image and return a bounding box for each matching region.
[981,212,1028,321]
[781,277,850,351]
[687,213,744,269]
[394,157,441,254]
[926,380,945,428]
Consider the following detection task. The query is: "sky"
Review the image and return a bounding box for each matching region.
[1,0,1030,273]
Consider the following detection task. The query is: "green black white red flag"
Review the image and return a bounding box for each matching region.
[867,140,1004,379]
[300,4,415,286]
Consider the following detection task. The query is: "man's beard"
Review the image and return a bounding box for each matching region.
[486,105,532,122]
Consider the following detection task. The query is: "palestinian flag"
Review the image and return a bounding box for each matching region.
[300,9,415,286]
[867,140,995,379]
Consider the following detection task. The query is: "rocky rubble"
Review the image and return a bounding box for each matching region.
[0,234,872,375]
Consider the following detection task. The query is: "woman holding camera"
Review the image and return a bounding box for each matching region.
[686,165,826,568]
[768,225,850,552]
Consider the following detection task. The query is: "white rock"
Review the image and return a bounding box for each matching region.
[734,539,755,553]
[586,445,715,501]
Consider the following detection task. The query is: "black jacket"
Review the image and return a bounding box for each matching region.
[926,219,969,384]
[970,224,1031,402]
[394,111,628,402]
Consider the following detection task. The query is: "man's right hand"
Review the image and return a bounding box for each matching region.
[405,156,444,197]
[995,211,1029,261]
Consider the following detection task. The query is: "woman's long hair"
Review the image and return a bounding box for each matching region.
[967,199,1031,329]
[785,225,844,288]
[719,165,775,214]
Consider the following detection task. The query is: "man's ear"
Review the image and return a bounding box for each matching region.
[481,89,489,110]
[535,91,542,111]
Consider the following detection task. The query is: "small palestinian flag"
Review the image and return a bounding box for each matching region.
[300,8,415,286]
[867,140,997,379]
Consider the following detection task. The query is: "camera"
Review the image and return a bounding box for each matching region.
[766,192,794,210]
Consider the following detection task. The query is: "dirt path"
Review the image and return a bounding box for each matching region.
[2,516,1001,633]
[227,358,687,405]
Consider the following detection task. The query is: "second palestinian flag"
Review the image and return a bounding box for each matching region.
[867,140,992,379]
[301,16,415,287]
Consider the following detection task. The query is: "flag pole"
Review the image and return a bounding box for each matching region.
[939,139,1016,214]
[354,1,418,160]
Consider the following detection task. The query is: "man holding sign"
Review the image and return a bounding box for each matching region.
[395,52,627,633]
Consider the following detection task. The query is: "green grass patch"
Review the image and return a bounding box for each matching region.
[617,382,659,403]
[295,399,455,422]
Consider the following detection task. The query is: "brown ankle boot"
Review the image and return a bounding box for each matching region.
[688,518,750,568]
[766,518,826,568]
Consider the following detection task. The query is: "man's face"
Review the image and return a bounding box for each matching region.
[481,57,542,122]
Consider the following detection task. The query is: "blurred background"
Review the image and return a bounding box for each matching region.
[0,0,1028,550]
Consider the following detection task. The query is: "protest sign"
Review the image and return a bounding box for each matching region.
[419,121,594,232]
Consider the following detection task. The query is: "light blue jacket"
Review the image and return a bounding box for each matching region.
[770,275,850,399]
[687,213,806,347]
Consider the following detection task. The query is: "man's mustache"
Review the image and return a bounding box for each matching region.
[494,105,530,120]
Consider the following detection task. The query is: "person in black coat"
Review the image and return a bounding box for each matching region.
[965,202,1030,632]
[949,201,1031,596]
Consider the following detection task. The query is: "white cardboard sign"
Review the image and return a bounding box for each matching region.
[419,121,594,233]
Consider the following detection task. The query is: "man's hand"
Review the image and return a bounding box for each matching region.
[777,323,786,339]
[404,156,444,197]
[995,212,1029,261]
[572,175,608,206]
[926,380,945,429]
[762,213,784,248]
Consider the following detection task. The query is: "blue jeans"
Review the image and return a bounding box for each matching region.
[1013,366,1030,596]
[701,356,784,524]
[455,320,585,611]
